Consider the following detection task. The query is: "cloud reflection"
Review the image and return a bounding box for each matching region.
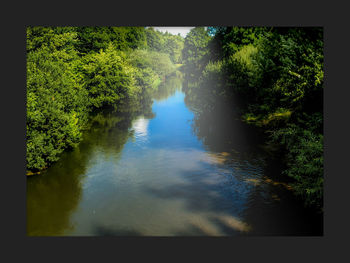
[132,117,150,141]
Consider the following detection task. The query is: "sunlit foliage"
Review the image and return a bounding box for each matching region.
[26,26,180,172]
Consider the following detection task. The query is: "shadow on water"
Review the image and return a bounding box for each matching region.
[144,169,248,216]
[142,153,259,235]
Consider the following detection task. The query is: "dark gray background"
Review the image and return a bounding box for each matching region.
[1,0,348,261]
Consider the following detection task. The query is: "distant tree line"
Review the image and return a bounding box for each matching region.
[26,26,184,173]
[181,27,323,210]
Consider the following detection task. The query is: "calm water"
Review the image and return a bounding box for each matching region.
[27,77,322,236]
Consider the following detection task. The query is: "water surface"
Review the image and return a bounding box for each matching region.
[27,77,322,236]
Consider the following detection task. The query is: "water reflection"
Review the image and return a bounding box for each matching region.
[26,144,86,235]
[27,110,147,236]
[132,117,149,141]
[152,76,182,101]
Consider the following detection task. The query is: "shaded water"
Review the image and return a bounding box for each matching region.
[27,76,322,236]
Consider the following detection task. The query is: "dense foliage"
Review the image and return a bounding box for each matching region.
[182,27,211,84]
[26,26,182,173]
[145,27,184,64]
[181,27,323,210]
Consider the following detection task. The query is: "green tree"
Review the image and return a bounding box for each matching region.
[145,27,164,52]
[78,44,139,109]
[182,27,211,82]
[26,28,89,171]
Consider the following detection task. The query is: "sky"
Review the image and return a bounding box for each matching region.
[152,27,195,38]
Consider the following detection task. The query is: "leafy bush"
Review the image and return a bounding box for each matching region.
[271,125,323,209]
[224,44,263,102]
[145,28,184,63]
[78,44,138,110]
[75,27,147,54]
[27,43,89,171]
[197,60,226,100]
[182,27,211,82]
[133,67,161,96]
[127,49,176,78]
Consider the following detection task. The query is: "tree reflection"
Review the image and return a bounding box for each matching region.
[27,100,156,236]
[27,145,87,236]
[184,82,265,162]
[152,75,182,101]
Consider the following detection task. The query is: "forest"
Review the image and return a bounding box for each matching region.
[26,26,323,211]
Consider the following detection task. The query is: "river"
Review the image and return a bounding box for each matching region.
[27,76,322,236]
